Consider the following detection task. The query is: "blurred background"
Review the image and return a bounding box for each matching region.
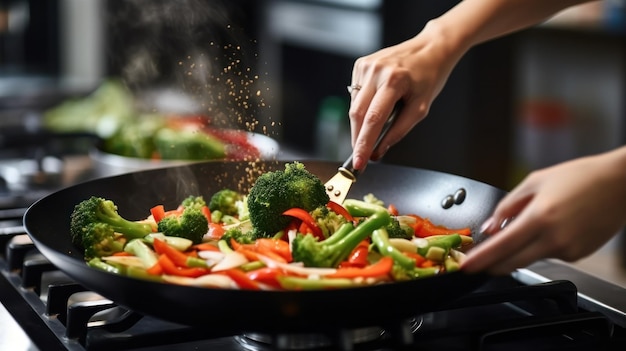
[0,0,624,274]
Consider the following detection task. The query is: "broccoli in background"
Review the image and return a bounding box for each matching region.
[209,189,244,217]
[70,196,154,259]
[180,195,208,210]
[247,162,330,237]
[103,114,166,158]
[153,127,226,160]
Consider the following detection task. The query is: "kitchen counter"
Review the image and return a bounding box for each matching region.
[569,233,626,289]
[0,302,38,351]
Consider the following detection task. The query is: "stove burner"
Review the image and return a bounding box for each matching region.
[232,317,423,350]
[0,156,64,190]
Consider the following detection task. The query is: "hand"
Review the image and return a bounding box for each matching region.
[348,22,464,171]
[462,147,626,275]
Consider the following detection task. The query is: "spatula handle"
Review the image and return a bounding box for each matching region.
[340,101,403,179]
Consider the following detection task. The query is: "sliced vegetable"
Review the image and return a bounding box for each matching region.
[339,239,370,268]
[246,267,283,288]
[277,276,358,290]
[327,256,393,279]
[326,201,354,222]
[282,207,324,239]
[415,217,471,237]
[150,205,166,223]
[157,254,210,278]
[210,251,249,272]
[161,273,237,288]
[152,238,208,268]
[218,268,261,290]
[255,238,292,262]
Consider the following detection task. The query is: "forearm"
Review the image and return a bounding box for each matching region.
[426,0,595,56]
[604,145,626,188]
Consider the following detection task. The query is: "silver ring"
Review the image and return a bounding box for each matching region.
[347,84,361,94]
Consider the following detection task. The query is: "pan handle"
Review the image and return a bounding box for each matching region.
[339,100,403,181]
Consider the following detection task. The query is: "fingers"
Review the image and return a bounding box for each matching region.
[349,64,427,170]
[462,209,549,274]
[349,87,401,170]
[479,176,537,234]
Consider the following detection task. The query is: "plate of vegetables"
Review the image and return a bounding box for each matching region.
[24,160,506,330]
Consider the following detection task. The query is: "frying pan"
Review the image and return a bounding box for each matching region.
[23,160,506,333]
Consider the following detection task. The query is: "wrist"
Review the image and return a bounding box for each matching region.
[420,18,471,63]
[416,19,468,69]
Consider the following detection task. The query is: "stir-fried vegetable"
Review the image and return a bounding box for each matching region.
[72,162,473,291]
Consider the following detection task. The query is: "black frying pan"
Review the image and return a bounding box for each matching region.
[23,160,506,333]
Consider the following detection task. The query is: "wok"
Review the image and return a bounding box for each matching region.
[23,160,506,333]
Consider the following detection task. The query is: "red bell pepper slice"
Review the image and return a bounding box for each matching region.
[153,238,190,267]
[219,268,261,290]
[402,251,427,267]
[201,206,211,223]
[246,267,284,289]
[193,243,221,252]
[326,201,354,222]
[206,222,226,239]
[146,261,163,275]
[282,208,323,239]
[416,218,471,237]
[150,205,166,223]
[339,239,369,268]
[157,254,210,278]
[387,203,399,216]
[326,256,394,279]
[255,238,292,262]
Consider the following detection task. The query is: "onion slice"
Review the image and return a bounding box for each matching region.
[256,254,337,277]
[162,274,238,288]
[210,251,249,272]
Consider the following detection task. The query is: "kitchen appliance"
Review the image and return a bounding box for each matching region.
[0,157,624,350]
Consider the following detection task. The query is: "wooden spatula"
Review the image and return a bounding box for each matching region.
[325,102,402,204]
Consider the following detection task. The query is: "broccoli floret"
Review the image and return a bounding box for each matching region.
[157,207,208,244]
[82,223,126,260]
[153,127,226,160]
[70,196,153,250]
[386,217,414,240]
[390,263,439,281]
[363,193,385,207]
[291,210,391,268]
[236,195,249,221]
[221,228,257,247]
[310,206,349,239]
[247,162,330,237]
[103,114,165,158]
[180,195,208,210]
[209,189,243,216]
